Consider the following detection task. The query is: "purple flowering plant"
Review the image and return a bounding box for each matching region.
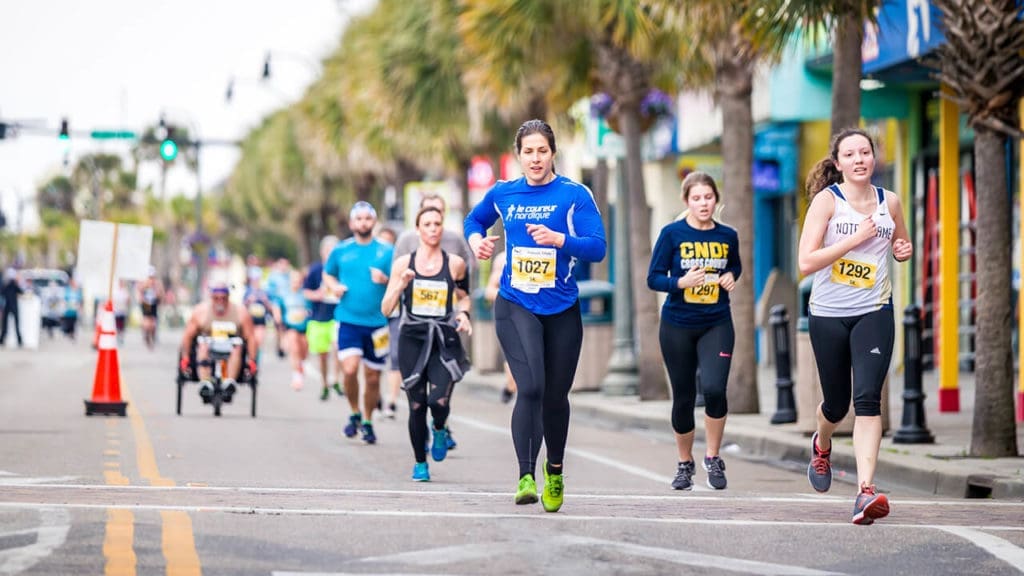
[640,88,673,119]
[590,92,614,118]
[590,89,673,120]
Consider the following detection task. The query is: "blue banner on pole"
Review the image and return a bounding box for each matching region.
[862,0,946,74]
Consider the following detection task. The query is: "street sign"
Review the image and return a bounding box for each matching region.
[90,130,137,140]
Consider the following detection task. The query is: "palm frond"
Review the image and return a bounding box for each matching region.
[931,0,1024,137]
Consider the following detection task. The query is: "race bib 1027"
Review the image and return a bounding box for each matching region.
[510,246,556,293]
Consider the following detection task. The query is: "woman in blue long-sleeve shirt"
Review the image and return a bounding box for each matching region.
[647,171,741,492]
[465,119,606,513]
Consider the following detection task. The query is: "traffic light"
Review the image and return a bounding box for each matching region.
[158,117,178,161]
[160,135,178,161]
[59,118,69,140]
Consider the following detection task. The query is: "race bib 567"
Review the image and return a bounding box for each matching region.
[410,279,448,317]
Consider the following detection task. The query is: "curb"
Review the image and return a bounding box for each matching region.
[459,371,1024,499]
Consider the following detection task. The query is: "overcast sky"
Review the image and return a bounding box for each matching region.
[0,0,372,231]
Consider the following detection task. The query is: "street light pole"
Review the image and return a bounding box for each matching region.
[193,141,204,303]
[159,108,205,303]
[601,161,639,396]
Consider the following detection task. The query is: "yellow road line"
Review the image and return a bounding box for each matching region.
[103,420,136,575]
[161,511,202,576]
[122,384,202,575]
[103,508,136,576]
[104,470,131,486]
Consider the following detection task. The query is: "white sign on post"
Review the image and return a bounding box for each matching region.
[77,220,153,299]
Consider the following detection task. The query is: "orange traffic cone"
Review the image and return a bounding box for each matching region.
[85,300,128,416]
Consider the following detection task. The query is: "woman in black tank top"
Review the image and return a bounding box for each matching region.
[382,207,472,482]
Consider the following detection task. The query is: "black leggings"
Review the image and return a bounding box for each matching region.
[659,319,734,434]
[0,303,22,345]
[495,295,582,479]
[808,309,893,421]
[399,333,455,464]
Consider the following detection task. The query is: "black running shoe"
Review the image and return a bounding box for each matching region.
[702,456,727,490]
[671,461,695,491]
[807,431,832,493]
[500,387,514,404]
[852,484,890,525]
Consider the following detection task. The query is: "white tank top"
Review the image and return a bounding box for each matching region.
[809,184,895,317]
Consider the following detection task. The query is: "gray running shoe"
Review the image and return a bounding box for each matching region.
[702,456,727,490]
[852,484,890,525]
[671,461,695,491]
[807,431,832,493]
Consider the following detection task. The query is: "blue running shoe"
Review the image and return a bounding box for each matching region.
[412,462,430,482]
[361,422,377,445]
[431,419,457,451]
[343,413,360,438]
[431,427,449,462]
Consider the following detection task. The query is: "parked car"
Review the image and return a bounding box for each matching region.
[20,269,70,295]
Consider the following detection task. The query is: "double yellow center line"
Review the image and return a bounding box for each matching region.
[103,384,201,575]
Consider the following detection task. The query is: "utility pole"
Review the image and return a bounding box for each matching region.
[193,142,205,302]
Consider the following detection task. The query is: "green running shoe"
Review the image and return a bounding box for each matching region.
[541,461,564,513]
[515,474,538,505]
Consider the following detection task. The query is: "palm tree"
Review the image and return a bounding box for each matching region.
[931,0,1023,457]
[460,0,686,400]
[655,2,772,412]
[36,175,75,214]
[751,1,879,135]
[70,153,128,219]
[222,110,308,259]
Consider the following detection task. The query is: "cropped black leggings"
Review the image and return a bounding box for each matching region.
[808,309,893,421]
[659,319,734,434]
[399,333,455,464]
[495,295,582,479]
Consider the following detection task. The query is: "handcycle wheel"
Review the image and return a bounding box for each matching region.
[250,379,258,418]
[213,395,222,417]
[176,376,183,416]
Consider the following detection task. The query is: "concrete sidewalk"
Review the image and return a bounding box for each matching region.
[459,365,1024,499]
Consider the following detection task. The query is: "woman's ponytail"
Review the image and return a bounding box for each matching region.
[805,158,842,198]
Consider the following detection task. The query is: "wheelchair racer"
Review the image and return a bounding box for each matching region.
[179,283,259,401]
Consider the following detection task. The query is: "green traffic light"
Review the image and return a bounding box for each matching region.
[160,139,178,161]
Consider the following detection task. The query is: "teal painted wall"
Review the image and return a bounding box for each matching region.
[768,45,911,122]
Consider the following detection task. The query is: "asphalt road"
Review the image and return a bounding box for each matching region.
[1,328,1022,575]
